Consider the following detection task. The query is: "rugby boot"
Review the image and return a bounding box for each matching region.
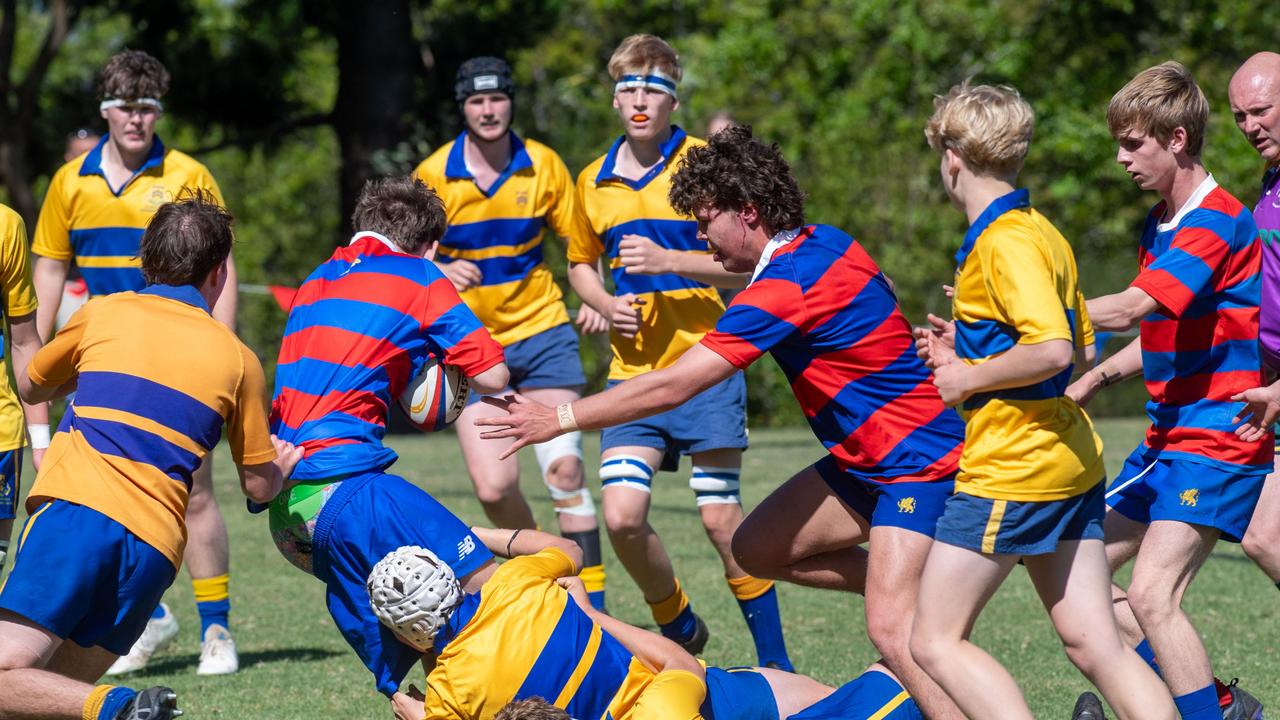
[118,686,182,720]
[1222,679,1265,720]
[1071,692,1107,720]
[106,604,179,676]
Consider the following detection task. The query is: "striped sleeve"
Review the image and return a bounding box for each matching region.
[27,297,89,388]
[0,210,37,317]
[421,268,504,376]
[700,273,806,368]
[1132,211,1234,317]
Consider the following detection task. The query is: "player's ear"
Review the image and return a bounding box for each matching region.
[1167,126,1187,155]
[421,241,439,262]
[944,148,964,178]
[739,203,760,226]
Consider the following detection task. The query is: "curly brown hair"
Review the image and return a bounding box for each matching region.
[494,697,570,720]
[669,124,805,233]
[98,50,170,101]
[351,176,447,254]
[141,189,234,287]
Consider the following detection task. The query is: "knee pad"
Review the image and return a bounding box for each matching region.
[534,431,583,478]
[549,487,596,517]
[690,466,741,507]
[599,455,655,494]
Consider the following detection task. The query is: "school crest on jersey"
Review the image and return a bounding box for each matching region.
[141,186,172,213]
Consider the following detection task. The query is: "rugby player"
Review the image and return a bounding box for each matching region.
[267,175,511,706]
[481,124,970,718]
[32,50,242,676]
[1066,61,1269,719]
[0,192,298,720]
[565,33,790,669]
[415,57,609,610]
[368,529,923,720]
[909,82,1176,720]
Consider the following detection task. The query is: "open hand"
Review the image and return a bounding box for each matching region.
[609,294,647,338]
[913,313,957,370]
[619,234,672,275]
[475,394,561,459]
[438,259,483,292]
[1232,383,1280,443]
[575,303,610,335]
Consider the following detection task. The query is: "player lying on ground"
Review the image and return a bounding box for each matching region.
[368,528,923,720]
[566,34,789,665]
[415,56,609,610]
[480,124,970,719]
[1066,61,1268,719]
[266,175,511,706]
[909,81,1176,720]
[0,192,300,720]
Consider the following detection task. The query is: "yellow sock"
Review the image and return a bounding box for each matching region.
[82,685,114,720]
[648,579,690,626]
[726,574,773,602]
[192,574,230,603]
[580,564,606,594]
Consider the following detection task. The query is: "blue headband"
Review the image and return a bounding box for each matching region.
[614,71,678,99]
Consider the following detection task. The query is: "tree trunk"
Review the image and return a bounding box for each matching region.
[332,0,421,243]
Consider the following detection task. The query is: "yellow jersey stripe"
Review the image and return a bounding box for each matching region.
[76,255,141,268]
[868,690,911,720]
[440,235,542,261]
[72,406,208,455]
[555,623,603,707]
[981,500,1007,554]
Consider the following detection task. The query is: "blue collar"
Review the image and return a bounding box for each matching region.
[79,134,167,196]
[1264,165,1279,194]
[444,131,532,198]
[432,591,481,653]
[594,125,687,190]
[955,188,1030,267]
[139,283,210,313]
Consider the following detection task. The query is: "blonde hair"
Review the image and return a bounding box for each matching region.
[607,34,682,82]
[1107,61,1208,156]
[925,82,1034,178]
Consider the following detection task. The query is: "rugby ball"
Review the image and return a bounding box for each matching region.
[399,358,469,432]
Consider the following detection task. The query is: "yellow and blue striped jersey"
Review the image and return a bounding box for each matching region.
[0,206,37,452]
[25,285,276,567]
[415,132,575,348]
[32,135,223,297]
[570,127,726,380]
[425,548,690,720]
[951,190,1104,501]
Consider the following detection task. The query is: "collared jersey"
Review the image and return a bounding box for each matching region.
[951,191,1104,501]
[0,206,37,452]
[571,127,726,379]
[1129,176,1272,470]
[1255,166,1280,372]
[414,132,575,347]
[32,135,223,296]
[272,234,504,480]
[701,225,965,484]
[425,548,680,720]
[25,285,276,567]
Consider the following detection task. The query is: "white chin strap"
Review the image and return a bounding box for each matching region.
[99,97,164,113]
[614,70,678,100]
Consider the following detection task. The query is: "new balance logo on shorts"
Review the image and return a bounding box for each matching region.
[457,536,476,561]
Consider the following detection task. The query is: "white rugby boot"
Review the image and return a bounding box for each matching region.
[106,603,180,676]
[196,624,239,675]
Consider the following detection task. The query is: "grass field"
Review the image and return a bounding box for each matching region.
[5,418,1277,717]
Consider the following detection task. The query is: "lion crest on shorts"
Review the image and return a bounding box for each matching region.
[1179,488,1199,507]
[897,496,916,514]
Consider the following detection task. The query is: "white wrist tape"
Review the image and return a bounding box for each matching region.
[27,424,50,450]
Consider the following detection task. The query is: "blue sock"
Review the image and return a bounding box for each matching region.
[1174,685,1223,720]
[658,603,698,642]
[149,604,165,621]
[196,598,230,637]
[97,687,138,720]
[728,580,792,671]
[1135,639,1162,676]
[789,669,923,719]
[193,574,231,637]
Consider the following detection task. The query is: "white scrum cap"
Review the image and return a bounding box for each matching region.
[367,545,463,651]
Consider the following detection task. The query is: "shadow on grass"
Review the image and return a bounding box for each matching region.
[129,647,344,676]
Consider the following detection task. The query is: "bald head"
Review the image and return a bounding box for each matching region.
[1230,52,1280,164]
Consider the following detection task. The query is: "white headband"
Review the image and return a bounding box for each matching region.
[99,97,164,113]
[614,70,678,100]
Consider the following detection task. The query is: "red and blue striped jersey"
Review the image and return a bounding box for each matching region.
[701,225,964,484]
[1130,177,1272,471]
[272,233,504,480]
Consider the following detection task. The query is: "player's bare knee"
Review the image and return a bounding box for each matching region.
[730,531,781,579]
[907,625,946,674]
[603,504,647,538]
[866,607,911,661]
[1242,524,1279,566]
[1125,578,1178,626]
[473,477,520,507]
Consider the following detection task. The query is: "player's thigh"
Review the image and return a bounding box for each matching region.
[0,610,60,670]
[1103,506,1147,572]
[44,640,117,683]
[454,399,521,491]
[1024,539,1124,654]
[734,463,871,568]
[1128,520,1218,607]
[754,666,834,719]
[1243,468,1280,552]
[913,542,1018,641]
[601,445,665,532]
[864,525,933,637]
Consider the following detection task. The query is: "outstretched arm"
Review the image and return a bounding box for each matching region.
[472,526,584,568]
[1086,287,1160,332]
[619,234,749,288]
[559,576,704,678]
[476,344,738,458]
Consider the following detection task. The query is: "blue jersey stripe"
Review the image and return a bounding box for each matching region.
[955,318,1018,360]
[79,267,145,295]
[1141,339,1262,382]
[452,244,544,286]
[563,633,632,720]
[609,268,708,296]
[73,418,200,487]
[602,218,703,256]
[1146,398,1249,431]
[68,226,143,256]
[275,357,392,399]
[515,596,591,703]
[715,304,799,355]
[440,217,545,252]
[76,371,225,451]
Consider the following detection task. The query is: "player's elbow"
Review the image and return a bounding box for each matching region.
[470,363,510,395]
[240,464,281,504]
[1040,340,1074,376]
[557,539,585,571]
